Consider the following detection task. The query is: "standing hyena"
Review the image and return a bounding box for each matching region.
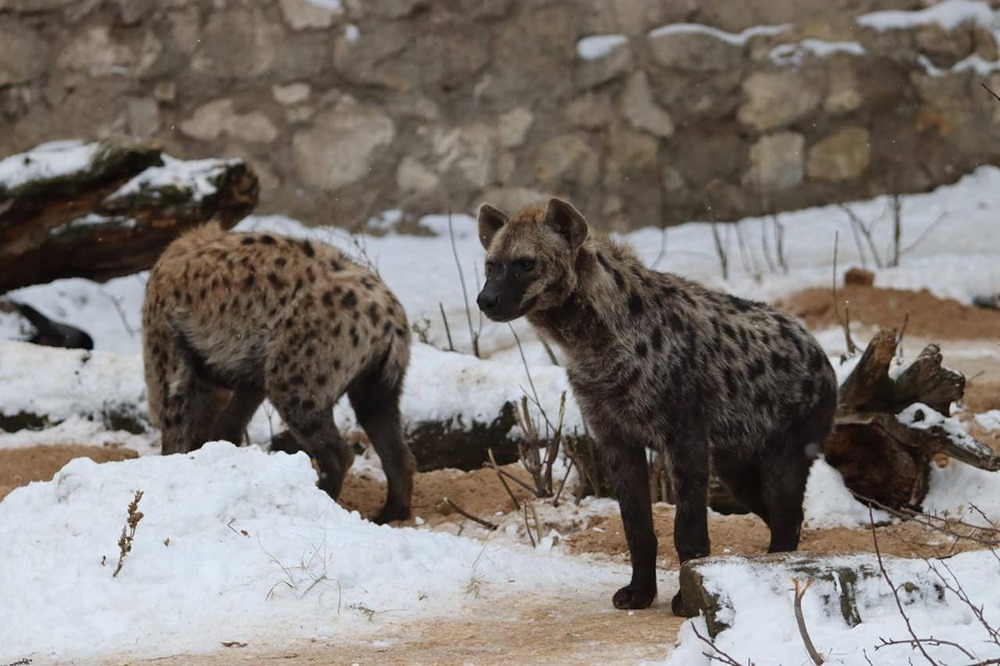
[142,223,415,524]
[476,199,838,614]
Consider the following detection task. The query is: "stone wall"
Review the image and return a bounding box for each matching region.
[2,0,1000,232]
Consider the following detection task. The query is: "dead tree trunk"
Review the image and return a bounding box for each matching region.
[0,140,258,292]
[825,329,998,510]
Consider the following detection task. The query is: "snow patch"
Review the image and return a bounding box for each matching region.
[0,140,99,192]
[576,34,628,60]
[648,22,791,45]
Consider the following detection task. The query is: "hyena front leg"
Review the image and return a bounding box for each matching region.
[665,434,711,617]
[268,389,353,500]
[595,426,658,610]
[348,368,414,524]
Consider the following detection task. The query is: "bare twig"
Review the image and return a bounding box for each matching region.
[651,225,669,270]
[889,194,902,268]
[868,507,938,666]
[983,82,1000,102]
[691,622,749,666]
[841,204,884,269]
[792,578,825,665]
[487,448,523,511]
[448,210,480,357]
[773,215,788,274]
[443,497,498,530]
[832,231,858,355]
[438,302,455,352]
[710,223,730,280]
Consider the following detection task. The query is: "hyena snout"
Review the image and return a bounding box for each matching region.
[476,275,527,322]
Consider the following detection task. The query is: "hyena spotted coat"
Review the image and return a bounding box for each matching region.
[476,199,838,614]
[142,223,415,523]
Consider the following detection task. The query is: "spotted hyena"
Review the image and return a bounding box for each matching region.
[476,199,838,614]
[142,223,415,523]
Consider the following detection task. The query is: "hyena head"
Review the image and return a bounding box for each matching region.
[476,198,588,322]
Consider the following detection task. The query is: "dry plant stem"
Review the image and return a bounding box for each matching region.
[487,448,523,511]
[692,622,749,666]
[868,507,937,666]
[853,494,1000,549]
[443,497,498,530]
[113,490,144,578]
[438,302,455,352]
[929,558,1000,646]
[651,225,669,270]
[773,215,788,274]
[895,312,910,362]
[710,223,729,280]
[841,204,884,268]
[890,194,902,267]
[831,231,858,355]
[447,210,480,357]
[792,578,825,665]
[984,82,1000,102]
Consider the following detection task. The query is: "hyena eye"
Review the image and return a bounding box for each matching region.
[517,259,536,272]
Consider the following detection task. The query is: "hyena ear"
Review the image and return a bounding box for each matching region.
[478,203,509,250]
[543,198,588,251]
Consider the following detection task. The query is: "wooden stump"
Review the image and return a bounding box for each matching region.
[827,329,997,510]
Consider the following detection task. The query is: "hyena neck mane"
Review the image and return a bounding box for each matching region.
[528,234,665,352]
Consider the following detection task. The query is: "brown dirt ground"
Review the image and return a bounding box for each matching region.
[2,285,999,665]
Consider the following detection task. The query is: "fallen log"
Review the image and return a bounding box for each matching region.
[826,329,998,510]
[0,140,258,292]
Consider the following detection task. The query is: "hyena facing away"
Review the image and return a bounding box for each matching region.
[142,223,415,524]
[476,199,838,614]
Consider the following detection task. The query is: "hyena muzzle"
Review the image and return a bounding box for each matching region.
[142,223,415,524]
[476,198,838,614]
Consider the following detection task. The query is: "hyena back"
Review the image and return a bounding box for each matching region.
[142,223,415,523]
[476,199,837,614]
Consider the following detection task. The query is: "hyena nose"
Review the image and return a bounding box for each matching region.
[476,289,498,313]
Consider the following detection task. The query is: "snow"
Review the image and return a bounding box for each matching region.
[647,22,791,45]
[0,441,633,663]
[576,34,628,60]
[769,39,866,67]
[109,154,241,202]
[0,139,99,193]
[859,0,996,31]
[658,551,1000,665]
[2,151,1000,662]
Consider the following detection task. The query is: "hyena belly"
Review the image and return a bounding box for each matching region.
[474,197,838,614]
[142,223,415,523]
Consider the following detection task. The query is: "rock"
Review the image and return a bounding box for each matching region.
[272,82,311,105]
[497,107,534,148]
[564,92,615,130]
[191,8,283,79]
[126,97,160,139]
[180,99,279,144]
[679,552,947,638]
[153,81,176,103]
[533,134,601,189]
[747,131,805,192]
[620,71,675,138]
[806,126,871,182]
[0,21,46,86]
[292,96,396,190]
[648,29,745,72]
[824,61,862,114]
[432,124,495,188]
[739,70,822,131]
[278,0,342,30]
[55,25,135,76]
[915,23,973,69]
[575,41,633,89]
[396,156,440,194]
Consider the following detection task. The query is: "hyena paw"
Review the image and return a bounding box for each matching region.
[670,590,698,617]
[373,503,411,525]
[612,583,656,610]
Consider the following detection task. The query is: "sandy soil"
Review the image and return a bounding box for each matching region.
[2,284,999,665]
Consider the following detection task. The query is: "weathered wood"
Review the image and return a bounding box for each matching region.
[829,331,996,510]
[0,140,258,292]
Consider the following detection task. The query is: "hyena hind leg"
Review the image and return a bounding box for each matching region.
[759,441,815,553]
[150,327,229,454]
[211,387,265,445]
[712,454,770,525]
[348,368,415,524]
